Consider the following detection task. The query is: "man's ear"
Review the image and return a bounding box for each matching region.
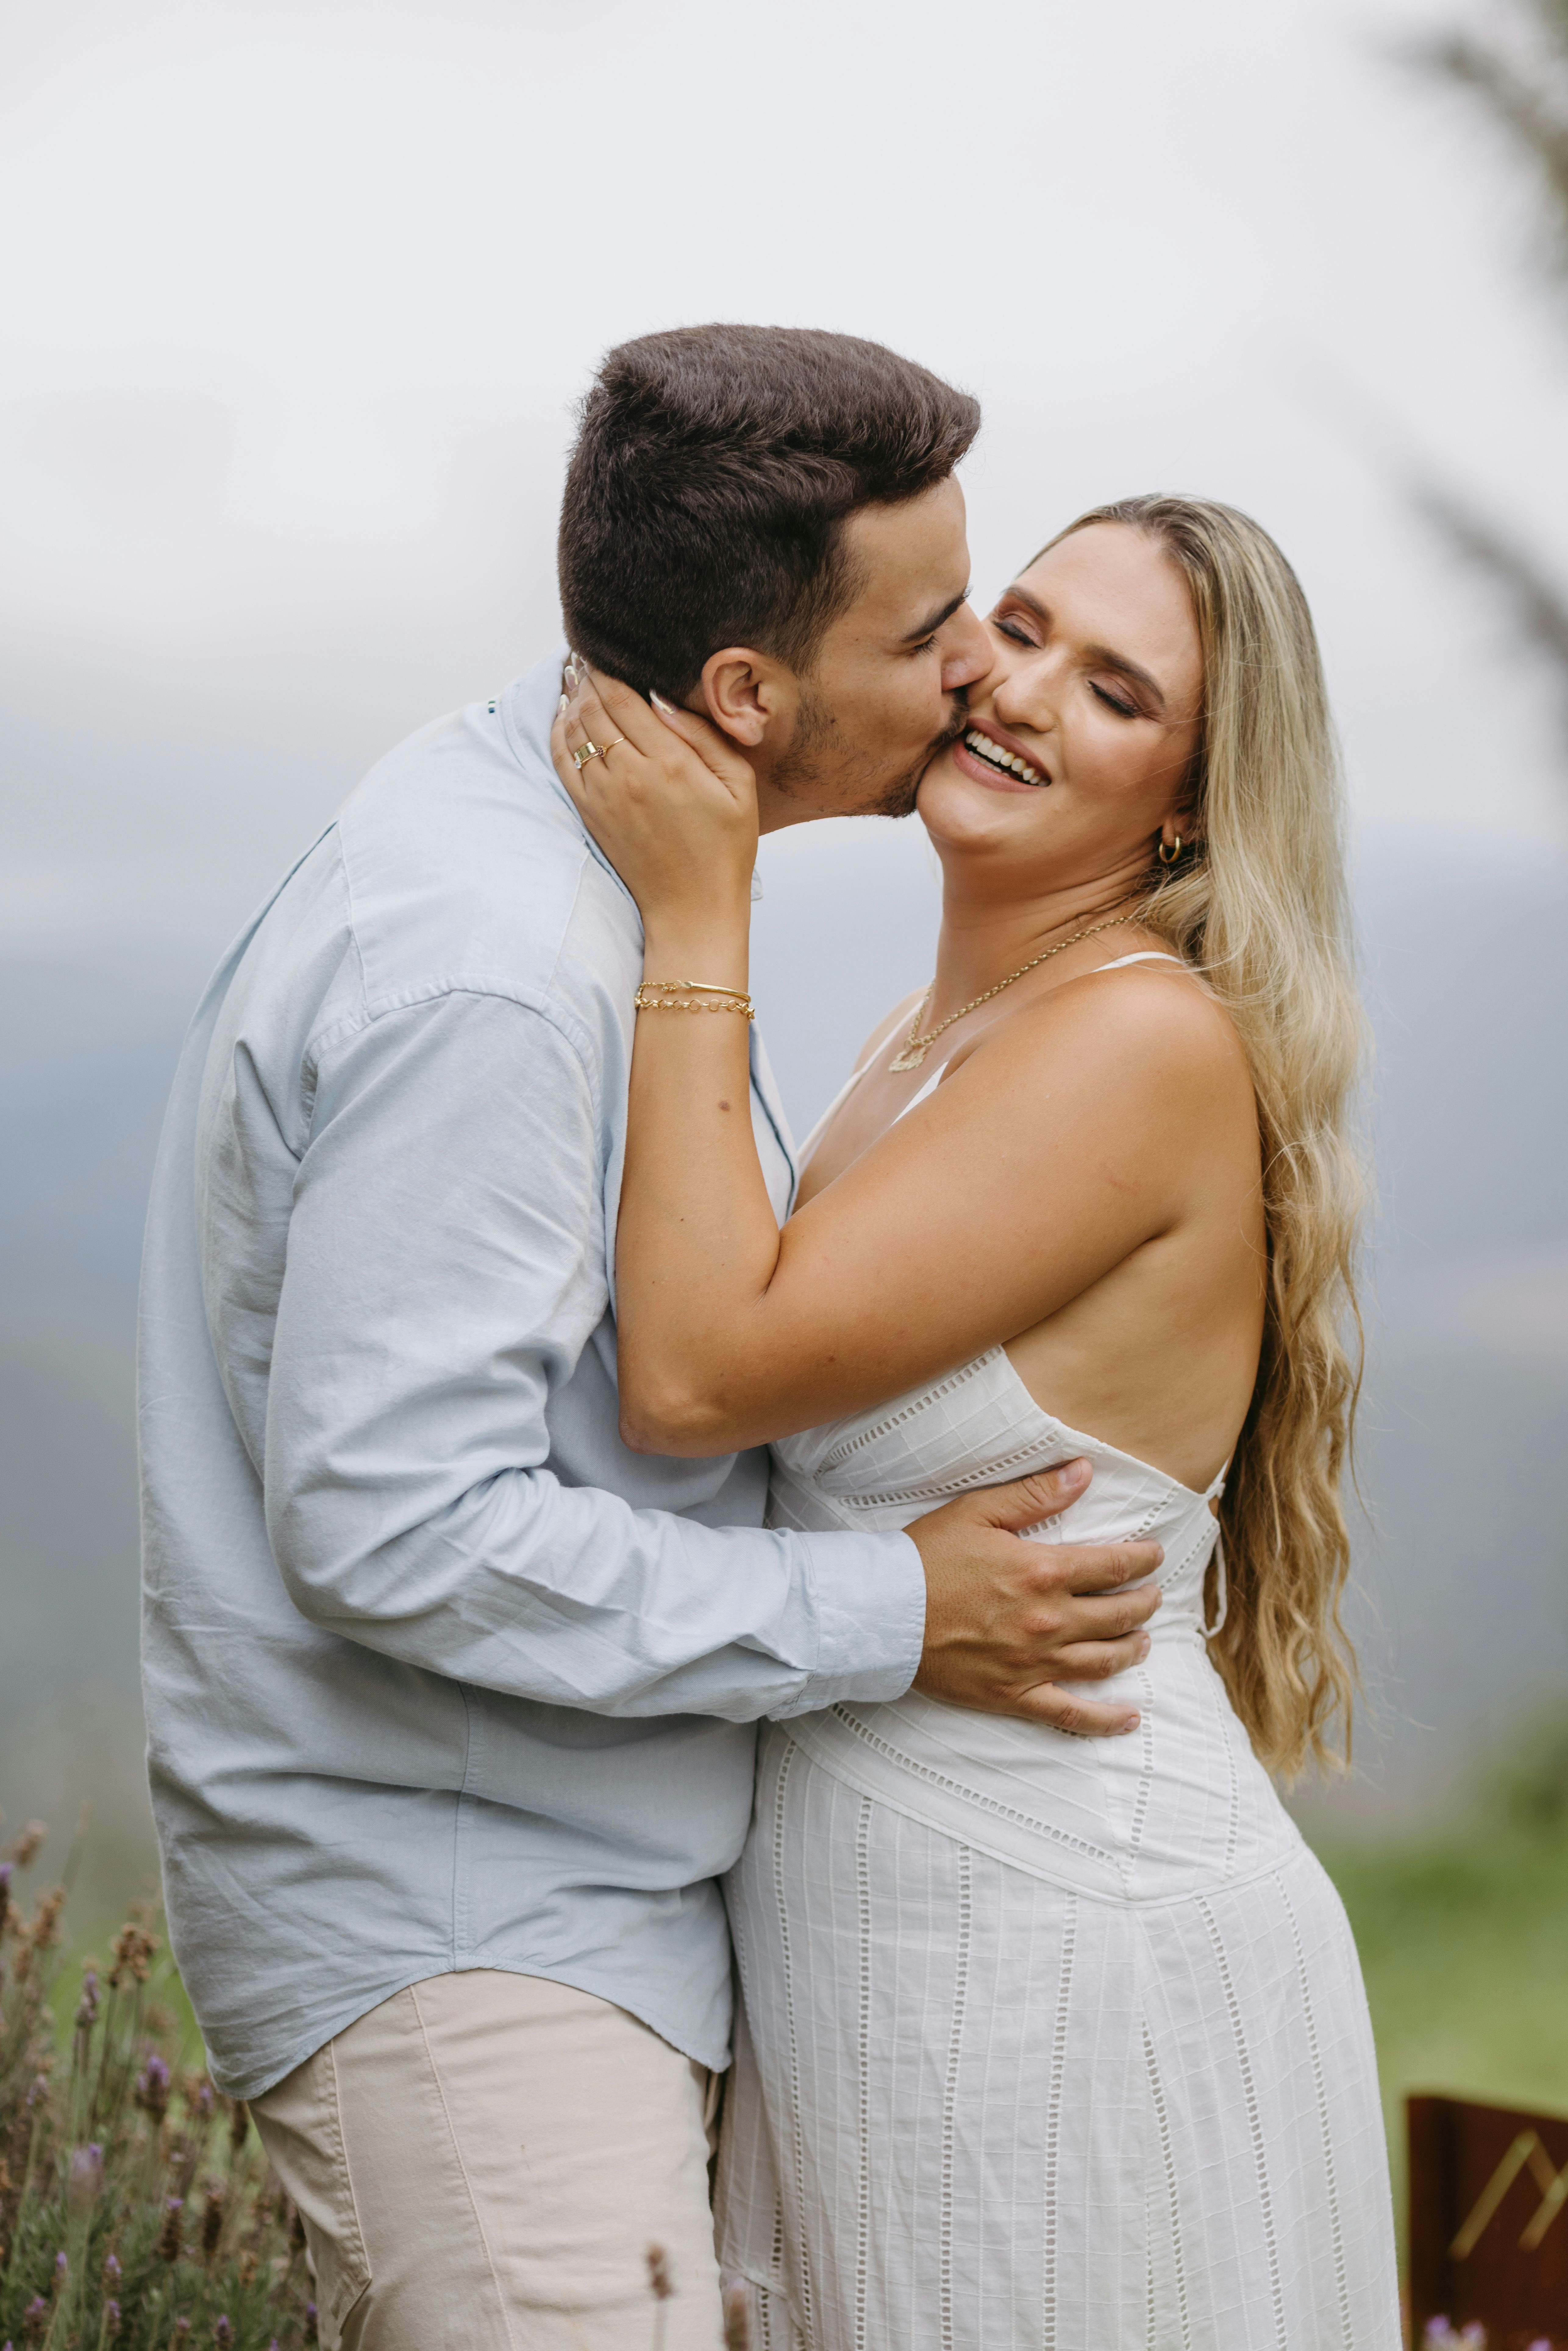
[697,647,796,749]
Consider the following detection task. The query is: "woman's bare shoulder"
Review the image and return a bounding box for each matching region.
[949,954,1249,1124]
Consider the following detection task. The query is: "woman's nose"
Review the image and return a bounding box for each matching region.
[995,664,1061,737]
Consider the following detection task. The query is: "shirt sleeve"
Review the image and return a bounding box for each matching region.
[261,987,925,1721]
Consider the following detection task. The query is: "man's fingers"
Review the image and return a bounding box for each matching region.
[968,1462,1092,1530]
[1017,1537,1165,1596]
[1008,1683,1143,1738]
[1046,1636,1152,1683]
[1044,1579,1163,1638]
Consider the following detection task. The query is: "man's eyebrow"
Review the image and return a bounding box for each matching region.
[1004,583,1167,713]
[901,587,970,645]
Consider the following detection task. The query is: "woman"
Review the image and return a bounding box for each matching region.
[553,496,1399,2349]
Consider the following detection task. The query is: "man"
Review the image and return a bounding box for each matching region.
[139,323,1161,2350]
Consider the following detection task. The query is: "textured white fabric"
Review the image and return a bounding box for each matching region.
[716,1349,1399,2349]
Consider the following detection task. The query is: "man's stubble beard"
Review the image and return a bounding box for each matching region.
[770,686,969,820]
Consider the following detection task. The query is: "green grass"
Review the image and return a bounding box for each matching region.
[1313,1755,1568,2253]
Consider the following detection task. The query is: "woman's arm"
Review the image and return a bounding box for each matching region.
[556,668,1228,1458]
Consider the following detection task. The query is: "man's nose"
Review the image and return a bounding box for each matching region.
[941,603,995,694]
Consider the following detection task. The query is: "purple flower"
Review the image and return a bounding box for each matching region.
[137,2050,172,2118]
[74,1969,100,2031]
[103,2304,122,2342]
[214,2319,233,2346]
[157,2196,185,2263]
[51,2252,67,2296]
[304,2303,319,2344]
[69,2142,105,2208]
[103,2251,122,2287]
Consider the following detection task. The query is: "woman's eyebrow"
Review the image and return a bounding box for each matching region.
[1084,643,1166,714]
[1002,583,1167,715]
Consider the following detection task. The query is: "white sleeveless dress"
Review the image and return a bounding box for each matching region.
[715,959,1400,2350]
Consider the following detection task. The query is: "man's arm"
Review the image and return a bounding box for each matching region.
[255,986,922,1721]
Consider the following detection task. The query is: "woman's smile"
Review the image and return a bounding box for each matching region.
[952,718,1050,791]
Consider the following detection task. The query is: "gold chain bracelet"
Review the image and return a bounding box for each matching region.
[634,981,755,1021]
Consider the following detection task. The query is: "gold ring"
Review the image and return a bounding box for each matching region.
[572,740,604,769]
[601,735,627,754]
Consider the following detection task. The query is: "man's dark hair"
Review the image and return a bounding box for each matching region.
[558,323,981,700]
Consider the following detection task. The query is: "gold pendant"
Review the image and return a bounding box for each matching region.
[887,1039,931,1073]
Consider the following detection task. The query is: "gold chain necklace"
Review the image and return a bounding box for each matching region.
[888,914,1141,1072]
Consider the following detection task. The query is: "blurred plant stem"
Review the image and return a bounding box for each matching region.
[1400,0,1568,755]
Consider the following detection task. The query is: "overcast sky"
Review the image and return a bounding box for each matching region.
[3,0,1566,954]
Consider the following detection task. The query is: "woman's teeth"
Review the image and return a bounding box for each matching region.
[965,728,1045,786]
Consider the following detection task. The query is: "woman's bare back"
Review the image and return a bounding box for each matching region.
[793,946,1266,1493]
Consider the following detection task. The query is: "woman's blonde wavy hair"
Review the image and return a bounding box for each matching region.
[1042,495,1369,1778]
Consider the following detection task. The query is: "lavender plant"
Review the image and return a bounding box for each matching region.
[0,1828,316,2351]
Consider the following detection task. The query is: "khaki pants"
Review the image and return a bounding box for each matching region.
[251,1970,725,2350]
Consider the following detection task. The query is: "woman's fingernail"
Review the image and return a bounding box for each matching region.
[1120,1713,1141,1734]
[650,690,677,714]
[558,693,569,712]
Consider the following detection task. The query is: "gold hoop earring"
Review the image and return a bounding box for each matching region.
[1158,834,1181,867]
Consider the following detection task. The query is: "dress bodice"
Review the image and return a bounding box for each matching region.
[767,1347,1301,1902]
[772,1344,1225,1634]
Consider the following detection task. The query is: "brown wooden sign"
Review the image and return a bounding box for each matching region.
[1409,2093,1568,2348]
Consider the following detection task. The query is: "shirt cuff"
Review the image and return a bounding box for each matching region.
[772,1530,926,1718]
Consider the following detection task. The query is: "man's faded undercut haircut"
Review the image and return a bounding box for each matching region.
[557,323,981,701]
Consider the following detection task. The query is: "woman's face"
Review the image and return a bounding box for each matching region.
[918,522,1204,891]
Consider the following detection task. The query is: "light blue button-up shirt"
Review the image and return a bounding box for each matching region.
[137,653,926,2101]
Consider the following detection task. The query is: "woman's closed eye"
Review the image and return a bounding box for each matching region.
[993,614,1039,650]
[1090,680,1142,720]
